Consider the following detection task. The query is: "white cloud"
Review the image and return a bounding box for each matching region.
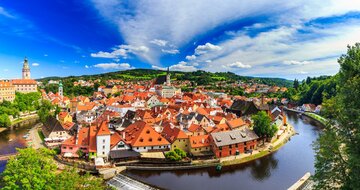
[298,71,309,74]
[195,43,222,55]
[85,65,90,69]
[186,55,196,61]
[205,60,212,63]
[224,61,251,69]
[91,44,149,59]
[161,49,180,54]
[152,61,197,72]
[283,60,312,65]
[3,69,9,72]
[93,63,134,70]
[150,39,168,47]
[32,63,40,67]
[44,54,48,57]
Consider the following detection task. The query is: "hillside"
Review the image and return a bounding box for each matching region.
[39,69,293,87]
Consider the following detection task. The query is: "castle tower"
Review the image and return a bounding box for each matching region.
[59,81,63,97]
[166,67,171,86]
[22,57,31,79]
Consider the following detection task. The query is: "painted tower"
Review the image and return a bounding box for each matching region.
[22,57,31,79]
[59,81,63,97]
[166,67,171,86]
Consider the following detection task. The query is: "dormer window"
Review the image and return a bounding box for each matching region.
[149,138,153,142]
[146,130,150,134]
[140,138,144,142]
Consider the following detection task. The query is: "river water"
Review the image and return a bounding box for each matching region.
[0,122,37,173]
[125,112,322,190]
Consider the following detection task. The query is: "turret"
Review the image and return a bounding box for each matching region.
[22,57,31,79]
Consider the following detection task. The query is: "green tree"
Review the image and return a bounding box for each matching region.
[37,100,53,123]
[313,43,360,189]
[1,148,57,190]
[252,111,277,144]
[1,148,106,190]
[0,114,11,128]
[293,79,299,90]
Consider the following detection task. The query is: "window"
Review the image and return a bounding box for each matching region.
[144,147,146,149]
[103,145,105,149]
[219,146,222,150]
[137,147,139,150]
[102,151,105,155]
[118,144,125,148]
[103,139,105,143]
[69,147,73,150]
[229,145,232,148]
[195,149,197,151]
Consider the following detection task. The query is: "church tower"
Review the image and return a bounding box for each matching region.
[59,81,63,97]
[22,57,31,79]
[166,67,171,86]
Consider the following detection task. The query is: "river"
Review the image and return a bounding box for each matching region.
[0,121,37,173]
[124,112,322,190]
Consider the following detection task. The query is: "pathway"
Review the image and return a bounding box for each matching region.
[27,123,44,149]
[107,174,158,190]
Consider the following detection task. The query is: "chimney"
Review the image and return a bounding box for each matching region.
[107,115,110,121]
[122,132,125,139]
[56,114,59,120]
[201,138,205,144]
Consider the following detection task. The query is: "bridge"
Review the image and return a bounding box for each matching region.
[107,174,159,190]
[0,153,18,161]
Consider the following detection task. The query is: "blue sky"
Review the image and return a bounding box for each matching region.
[1,0,360,80]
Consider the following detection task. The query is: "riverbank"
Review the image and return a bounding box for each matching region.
[0,128,6,133]
[122,124,296,171]
[220,123,295,166]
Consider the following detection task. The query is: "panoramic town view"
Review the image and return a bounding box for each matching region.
[1,1,360,190]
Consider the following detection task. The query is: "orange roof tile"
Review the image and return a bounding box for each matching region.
[189,135,210,148]
[97,121,111,136]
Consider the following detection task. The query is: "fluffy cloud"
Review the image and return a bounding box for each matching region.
[91,45,149,59]
[150,39,168,47]
[195,43,222,55]
[186,55,196,60]
[85,65,90,69]
[90,0,360,78]
[161,49,180,54]
[93,63,134,70]
[224,61,251,69]
[283,60,312,65]
[32,63,39,66]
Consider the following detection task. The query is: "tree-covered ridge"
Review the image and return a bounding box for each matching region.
[39,69,293,87]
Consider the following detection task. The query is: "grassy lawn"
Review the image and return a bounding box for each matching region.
[305,112,328,125]
[38,130,45,142]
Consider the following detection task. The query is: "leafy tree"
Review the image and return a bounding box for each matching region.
[174,148,187,158]
[1,148,106,190]
[54,105,61,117]
[165,150,182,161]
[293,79,299,90]
[37,100,53,123]
[1,148,57,190]
[252,111,277,144]
[313,43,360,189]
[0,114,11,128]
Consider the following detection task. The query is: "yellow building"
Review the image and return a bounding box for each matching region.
[58,112,73,123]
[0,80,15,102]
[161,123,190,153]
